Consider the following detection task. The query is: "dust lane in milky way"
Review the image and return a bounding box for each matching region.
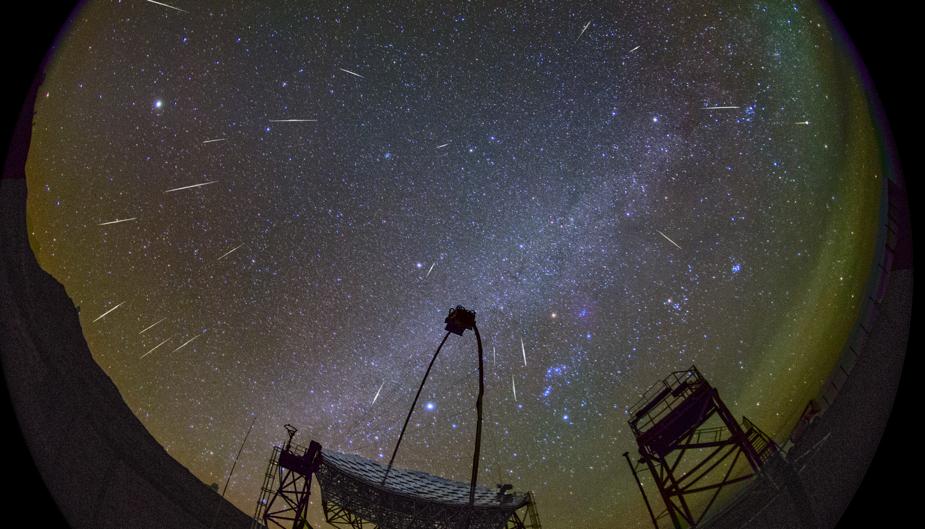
[26,1,884,527]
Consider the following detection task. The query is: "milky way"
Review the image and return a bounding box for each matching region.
[26,1,885,527]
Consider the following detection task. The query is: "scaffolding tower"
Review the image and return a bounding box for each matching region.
[624,366,778,529]
[252,424,320,529]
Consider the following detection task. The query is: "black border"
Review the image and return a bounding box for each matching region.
[1,2,914,528]
[2,4,81,527]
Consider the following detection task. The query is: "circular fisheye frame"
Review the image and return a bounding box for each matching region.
[1,2,912,529]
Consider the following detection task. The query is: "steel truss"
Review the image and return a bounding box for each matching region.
[252,425,322,529]
[626,366,778,529]
[316,456,536,529]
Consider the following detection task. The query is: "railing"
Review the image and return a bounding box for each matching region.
[629,366,706,434]
[803,174,899,435]
[689,425,728,445]
[250,446,281,529]
[742,417,778,464]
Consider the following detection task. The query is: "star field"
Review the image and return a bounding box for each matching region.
[26,1,885,527]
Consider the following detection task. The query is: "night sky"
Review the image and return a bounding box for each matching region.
[25,1,885,527]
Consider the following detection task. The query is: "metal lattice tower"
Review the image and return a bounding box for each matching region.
[252,425,321,529]
[624,366,778,529]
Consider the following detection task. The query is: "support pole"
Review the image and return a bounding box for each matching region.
[209,415,257,529]
[468,323,486,509]
[383,331,451,484]
[623,451,660,529]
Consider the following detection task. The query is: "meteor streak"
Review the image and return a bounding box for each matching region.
[628,45,641,53]
[657,230,683,250]
[701,105,740,110]
[164,181,217,193]
[202,138,228,144]
[425,262,436,278]
[98,217,137,226]
[372,381,385,405]
[339,68,365,79]
[141,337,172,359]
[217,244,244,261]
[794,120,811,126]
[521,338,527,367]
[93,301,125,323]
[268,119,318,122]
[172,332,204,352]
[145,0,187,13]
[436,142,451,149]
[512,376,517,402]
[139,317,166,334]
[576,20,591,42]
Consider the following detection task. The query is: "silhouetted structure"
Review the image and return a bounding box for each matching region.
[625,366,777,529]
[251,428,541,529]
[252,425,320,529]
[251,307,542,529]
